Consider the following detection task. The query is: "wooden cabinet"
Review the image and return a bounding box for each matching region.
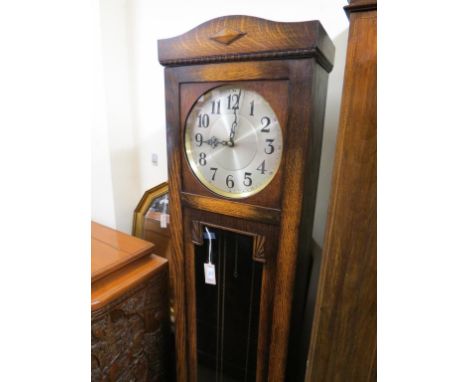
[91,222,170,381]
[306,1,377,381]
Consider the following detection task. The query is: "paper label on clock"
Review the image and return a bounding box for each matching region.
[204,263,216,285]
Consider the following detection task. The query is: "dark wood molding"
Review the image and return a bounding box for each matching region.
[158,15,334,72]
[181,192,281,225]
[344,0,377,17]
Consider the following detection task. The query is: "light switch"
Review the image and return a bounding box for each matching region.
[151,153,158,166]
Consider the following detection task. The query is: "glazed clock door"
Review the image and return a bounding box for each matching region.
[194,226,262,381]
[185,210,278,382]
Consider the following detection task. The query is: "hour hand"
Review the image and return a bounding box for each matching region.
[202,136,230,148]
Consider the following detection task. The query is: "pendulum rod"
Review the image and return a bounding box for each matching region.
[216,231,221,381]
[234,236,238,278]
[244,260,256,381]
[220,232,227,381]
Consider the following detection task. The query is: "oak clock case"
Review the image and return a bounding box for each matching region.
[158,16,334,382]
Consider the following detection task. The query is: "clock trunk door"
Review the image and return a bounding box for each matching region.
[195,227,262,381]
[185,211,277,382]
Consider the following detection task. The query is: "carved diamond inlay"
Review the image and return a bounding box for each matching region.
[210,28,246,45]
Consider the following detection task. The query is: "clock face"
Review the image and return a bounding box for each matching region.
[184,86,283,199]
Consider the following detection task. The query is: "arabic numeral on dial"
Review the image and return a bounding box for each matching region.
[199,152,207,166]
[243,172,252,186]
[210,167,217,181]
[211,100,220,114]
[195,133,203,146]
[227,94,240,110]
[198,114,209,128]
[226,174,234,189]
[261,116,271,132]
[265,138,275,154]
[256,160,266,174]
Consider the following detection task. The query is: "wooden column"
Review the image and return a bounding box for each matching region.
[305,1,377,381]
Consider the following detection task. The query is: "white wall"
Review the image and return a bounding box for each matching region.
[92,0,116,229]
[94,0,349,243]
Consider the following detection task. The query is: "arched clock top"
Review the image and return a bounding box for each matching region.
[157,15,334,72]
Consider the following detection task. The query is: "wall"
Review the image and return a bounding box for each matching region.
[93,0,349,244]
[92,6,116,229]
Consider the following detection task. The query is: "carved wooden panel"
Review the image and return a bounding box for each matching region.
[91,269,170,381]
[210,27,246,45]
[252,235,266,263]
[191,220,203,245]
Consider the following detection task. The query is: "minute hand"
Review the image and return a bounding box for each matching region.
[228,111,237,147]
[228,90,241,147]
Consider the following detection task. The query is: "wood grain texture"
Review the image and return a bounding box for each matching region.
[132,182,169,238]
[142,217,176,333]
[91,265,170,381]
[268,58,329,381]
[306,5,377,382]
[344,0,377,16]
[286,62,330,382]
[158,16,334,72]
[159,16,333,381]
[168,59,329,381]
[92,254,168,312]
[181,192,281,225]
[92,221,155,282]
[164,68,189,382]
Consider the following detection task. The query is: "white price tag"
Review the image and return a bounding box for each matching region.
[204,263,216,285]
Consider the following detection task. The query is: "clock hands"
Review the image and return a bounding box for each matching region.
[198,89,242,149]
[201,136,231,149]
[228,89,241,147]
[228,109,237,147]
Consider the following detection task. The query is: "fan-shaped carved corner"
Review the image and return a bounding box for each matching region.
[252,235,266,263]
[192,220,203,245]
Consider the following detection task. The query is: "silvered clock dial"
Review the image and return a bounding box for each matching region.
[184,86,283,199]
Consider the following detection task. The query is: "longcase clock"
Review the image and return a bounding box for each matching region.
[158,16,334,381]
